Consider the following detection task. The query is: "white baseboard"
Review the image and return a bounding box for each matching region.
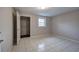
[30,34,51,39]
[53,34,79,44]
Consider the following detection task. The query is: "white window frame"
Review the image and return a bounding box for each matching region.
[38,17,46,27]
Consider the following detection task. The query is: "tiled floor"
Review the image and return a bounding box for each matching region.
[12,36,79,52]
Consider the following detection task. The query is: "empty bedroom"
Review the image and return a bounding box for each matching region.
[0,7,79,52]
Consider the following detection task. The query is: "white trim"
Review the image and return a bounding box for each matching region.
[30,34,51,39]
[53,34,79,44]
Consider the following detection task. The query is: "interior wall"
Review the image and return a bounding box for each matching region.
[20,14,52,37]
[52,11,79,41]
[0,7,13,51]
[21,18,27,35]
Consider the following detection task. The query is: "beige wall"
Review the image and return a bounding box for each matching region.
[52,11,79,41]
[21,18,27,35]
[0,7,13,51]
[20,14,52,37]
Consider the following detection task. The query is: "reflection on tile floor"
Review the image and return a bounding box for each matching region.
[12,36,79,52]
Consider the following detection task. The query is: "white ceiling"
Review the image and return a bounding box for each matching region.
[15,7,79,16]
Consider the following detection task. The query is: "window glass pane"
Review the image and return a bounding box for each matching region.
[39,19,45,22]
[38,18,46,27]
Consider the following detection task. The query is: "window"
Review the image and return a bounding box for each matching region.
[38,17,46,27]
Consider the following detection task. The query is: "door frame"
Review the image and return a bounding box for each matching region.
[13,11,17,45]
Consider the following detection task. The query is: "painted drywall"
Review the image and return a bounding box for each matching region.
[20,14,52,38]
[0,7,13,52]
[52,11,79,41]
[21,18,27,35]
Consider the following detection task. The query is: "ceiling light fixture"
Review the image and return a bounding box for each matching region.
[38,7,48,9]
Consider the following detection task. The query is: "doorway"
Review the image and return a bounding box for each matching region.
[20,16,30,38]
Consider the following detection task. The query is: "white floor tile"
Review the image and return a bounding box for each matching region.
[12,36,79,52]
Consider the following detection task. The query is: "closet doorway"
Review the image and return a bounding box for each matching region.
[20,16,30,38]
